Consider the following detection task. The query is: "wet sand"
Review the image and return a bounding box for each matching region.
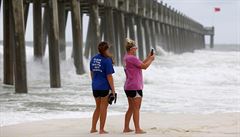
[1,113,239,137]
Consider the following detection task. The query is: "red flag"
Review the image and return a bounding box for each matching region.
[214,7,221,12]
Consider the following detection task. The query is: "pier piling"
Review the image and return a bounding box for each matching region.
[113,11,119,64]
[3,0,14,85]
[42,7,49,56]
[33,0,43,60]
[143,19,151,54]
[84,17,93,58]
[71,0,85,74]
[58,1,66,60]
[136,17,144,60]
[118,12,126,65]
[23,1,29,31]
[48,0,61,88]
[104,7,116,61]
[11,0,28,93]
[89,1,100,58]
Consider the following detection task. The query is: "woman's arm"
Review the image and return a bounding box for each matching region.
[140,55,155,70]
[107,74,115,95]
[143,55,151,63]
[143,52,153,63]
[143,57,150,63]
[90,71,93,80]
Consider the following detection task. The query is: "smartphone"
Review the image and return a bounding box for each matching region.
[151,49,154,56]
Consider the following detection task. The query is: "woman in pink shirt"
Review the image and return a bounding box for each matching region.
[123,38,155,134]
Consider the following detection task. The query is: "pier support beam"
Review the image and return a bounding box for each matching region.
[104,7,116,60]
[198,34,202,49]
[23,1,29,30]
[100,17,106,40]
[183,29,188,52]
[42,7,49,56]
[167,25,172,52]
[84,18,93,58]
[210,35,214,48]
[11,0,28,93]
[155,22,161,47]
[89,1,100,57]
[177,28,182,53]
[58,2,66,60]
[150,21,157,50]
[48,0,61,87]
[184,30,188,52]
[128,15,135,41]
[143,19,151,54]
[160,23,167,51]
[168,26,174,52]
[175,28,181,53]
[113,11,119,65]
[188,32,192,52]
[202,35,205,49]
[71,0,85,74]
[136,17,144,60]
[33,0,43,59]
[118,12,126,65]
[183,30,188,52]
[173,27,177,53]
[3,0,14,85]
[187,31,191,51]
[178,28,183,53]
[161,24,167,50]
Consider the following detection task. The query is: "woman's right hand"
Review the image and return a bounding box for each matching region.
[111,90,116,97]
[149,54,155,61]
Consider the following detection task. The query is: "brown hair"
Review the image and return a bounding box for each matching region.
[98,41,110,56]
[125,38,136,52]
[98,41,115,64]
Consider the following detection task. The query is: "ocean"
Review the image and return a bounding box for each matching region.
[0,44,239,126]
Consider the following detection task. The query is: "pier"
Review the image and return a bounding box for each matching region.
[1,0,214,93]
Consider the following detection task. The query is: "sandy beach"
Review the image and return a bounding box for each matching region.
[1,113,239,137]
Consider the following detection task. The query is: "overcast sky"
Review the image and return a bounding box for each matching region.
[0,0,239,44]
[164,0,240,44]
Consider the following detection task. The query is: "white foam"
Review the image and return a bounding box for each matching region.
[0,45,239,126]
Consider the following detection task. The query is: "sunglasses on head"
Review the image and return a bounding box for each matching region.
[131,46,138,49]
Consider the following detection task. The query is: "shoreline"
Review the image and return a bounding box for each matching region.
[1,112,239,137]
[1,111,238,127]
[0,111,124,127]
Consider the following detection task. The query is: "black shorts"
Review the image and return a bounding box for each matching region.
[93,90,110,98]
[124,90,143,98]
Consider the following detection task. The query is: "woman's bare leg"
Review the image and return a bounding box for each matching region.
[90,98,101,133]
[133,97,146,134]
[99,96,109,134]
[123,97,134,132]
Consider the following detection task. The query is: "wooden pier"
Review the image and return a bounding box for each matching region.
[1,0,214,93]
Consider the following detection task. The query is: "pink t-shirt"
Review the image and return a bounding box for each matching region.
[123,54,143,90]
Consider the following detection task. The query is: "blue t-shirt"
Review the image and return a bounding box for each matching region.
[90,54,115,90]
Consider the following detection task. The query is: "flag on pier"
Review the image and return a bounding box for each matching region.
[214,7,221,12]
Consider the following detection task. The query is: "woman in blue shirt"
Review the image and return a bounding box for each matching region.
[90,42,115,134]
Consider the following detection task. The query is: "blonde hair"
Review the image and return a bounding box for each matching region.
[125,38,136,52]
